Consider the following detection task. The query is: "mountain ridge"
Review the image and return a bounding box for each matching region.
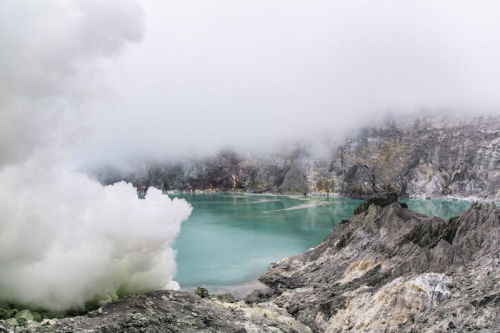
[94,115,500,201]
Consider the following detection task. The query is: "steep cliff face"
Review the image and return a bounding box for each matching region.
[328,116,499,199]
[94,115,499,200]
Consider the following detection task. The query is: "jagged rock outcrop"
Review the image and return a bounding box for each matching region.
[93,115,499,200]
[352,191,398,215]
[2,194,498,332]
[256,196,499,332]
[328,115,499,200]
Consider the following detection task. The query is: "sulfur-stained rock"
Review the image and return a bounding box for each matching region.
[92,116,500,201]
[259,201,499,332]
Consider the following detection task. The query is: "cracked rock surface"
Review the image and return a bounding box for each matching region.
[256,194,499,332]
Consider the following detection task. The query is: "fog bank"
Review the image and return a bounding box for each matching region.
[0,156,191,311]
[74,0,500,167]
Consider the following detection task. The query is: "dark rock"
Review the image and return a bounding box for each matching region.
[195,286,209,298]
[244,288,273,304]
[352,191,398,215]
[343,164,375,198]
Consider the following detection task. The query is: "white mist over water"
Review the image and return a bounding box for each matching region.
[0,0,191,311]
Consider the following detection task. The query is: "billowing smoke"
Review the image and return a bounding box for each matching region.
[0,156,191,311]
[0,0,144,166]
[0,0,191,311]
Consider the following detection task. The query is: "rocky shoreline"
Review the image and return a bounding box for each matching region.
[255,193,499,332]
[146,188,494,204]
[2,193,498,332]
[93,115,500,201]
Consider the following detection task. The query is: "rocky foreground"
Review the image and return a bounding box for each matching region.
[1,194,498,332]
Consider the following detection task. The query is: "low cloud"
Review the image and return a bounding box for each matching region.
[73,0,500,166]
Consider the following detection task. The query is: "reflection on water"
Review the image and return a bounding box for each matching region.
[403,198,471,219]
[172,193,470,289]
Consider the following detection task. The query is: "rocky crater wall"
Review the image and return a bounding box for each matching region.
[95,115,500,200]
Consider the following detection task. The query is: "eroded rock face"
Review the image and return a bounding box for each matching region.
[93,115,499,200]
[329,116,500,200]
[257,200,500,332]
[352,191,398,215]
[342,164,375,198]
[278,164,308,194]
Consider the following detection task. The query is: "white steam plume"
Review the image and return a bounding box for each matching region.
[0,0,191,311]
[0,157,191,311]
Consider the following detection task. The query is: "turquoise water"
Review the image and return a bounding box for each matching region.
[172,193,471,289]
[402,198,472,219]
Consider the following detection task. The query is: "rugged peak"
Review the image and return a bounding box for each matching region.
[259,201,499,332]
[451,201,499,258]
[353,191,398,215]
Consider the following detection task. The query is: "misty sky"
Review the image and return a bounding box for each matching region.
[3,1,500,167]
